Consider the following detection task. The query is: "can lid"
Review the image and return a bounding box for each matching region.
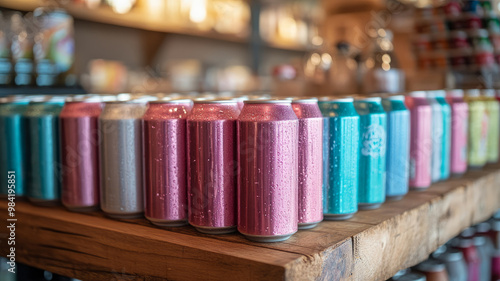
[150,98,193,104]
[491,219,500,231]
[475,222,491,233]
[331,97,354,102]
[244,99,292,104]
[291,98,318,103]
[382,95,405,101]
[415,259,446,272]
[397,272,426,281]
[428,90,446,98]
[494,209,500,219]
[447,89,464,97]
[473,236,486,246]
[437,249,464,262]
[194,97,238,104]
[355,96,381,102]
[454,237,473,248]
[431,245,447,258]
[461,227,476,238]
[409,91,427,98]
[465,89,481,97]
[481,89,496,97]
[392,269,409,279]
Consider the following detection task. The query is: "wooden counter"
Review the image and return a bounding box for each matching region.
[0,164,499,281]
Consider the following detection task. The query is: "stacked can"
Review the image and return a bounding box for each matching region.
[431,90,452,181]
[99,100,148,218]
[381,95,410,200]
[290,98,323,229]
[354,97,387,210]
[482,89,500,163]
[318,98,359,220]
[406,91,432,190]
[0,97,29,198]
[238,99,298,242]
[187,99,239,234]
[426,92,444,183]
[465,89,489,168]
[24,96,65,205]
[60,96,103,212]
[143,99,193,227]
[446,90,469,176]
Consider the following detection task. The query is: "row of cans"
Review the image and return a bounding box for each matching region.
[0,89,498,242]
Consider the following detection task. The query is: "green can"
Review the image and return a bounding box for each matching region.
[465,90,488,168]
[24,96,65,205]
[483,90,499,163]
[354,97,387,210]
[0,97,30,197]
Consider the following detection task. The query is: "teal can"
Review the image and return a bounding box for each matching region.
[0,97,30,197]
[354,97,387,210]
[318,97,359,220]
[24,96,65,205]
[432,91,452,180]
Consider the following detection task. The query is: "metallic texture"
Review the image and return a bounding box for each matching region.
[0,99,29,197]
[25,99,65,204]
[435,95,452,180]
[427,96,443,183]
[318,98,359,220]
[406,94,432,189]
[447,94,469,175]
[99,101,147,218]
[187,100,239,234]
[381,95,410,200]
[291,99,323,229]
[354,98,387,209]
[143,100,192,226]
[60,101,102,211]
[238,100,298,242]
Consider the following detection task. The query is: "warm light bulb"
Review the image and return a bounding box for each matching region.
[189,0,207,23]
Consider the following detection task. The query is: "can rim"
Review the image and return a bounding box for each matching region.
[150,99,193,104]
[447,89,464,97]
[355,96,382,102]
[409,91,427,98]
[481,89,495,97]
[291,98,318,103]
[193,98,237,104]
[465,89,481,97]
[243,99,292,104]
[329,97,354,102]
[383,95,405,101]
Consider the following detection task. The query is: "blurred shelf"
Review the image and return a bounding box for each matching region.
[0,0,308,52]
[0,163,499,280]
[0,86,87,96]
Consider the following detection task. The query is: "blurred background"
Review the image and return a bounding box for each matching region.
[1,0,500,96]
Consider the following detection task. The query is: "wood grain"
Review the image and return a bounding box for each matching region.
[0,164,498,281]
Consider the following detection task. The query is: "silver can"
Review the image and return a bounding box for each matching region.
[99,100,147,218]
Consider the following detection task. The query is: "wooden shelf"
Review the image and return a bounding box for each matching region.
[0,165,499,280]
[0,0,307,52]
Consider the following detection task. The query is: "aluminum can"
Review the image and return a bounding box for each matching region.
[446,90,469,176]
[238,99,298,242]
[427,92,444,183]
[436,248,468,281]
[381,95,410,200]
[472,236,491,281]
[482,89,499,163]
[0,97,29,198]
[291,98,323,229]
[25,97,65,205]
[391,272,426,281]
[99,100,147,218]
[453,237,481,281]
[465,89,489,168]
[406,92,432,189]
[492,250,500,281]
[415,259,450,281]
[60,97,102,211]
[188,99,239,234]
[433,91,452,180]
[318,98,359,220]
[354,97,387,210]
[143,99,192,227]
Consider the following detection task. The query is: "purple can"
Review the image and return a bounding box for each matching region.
[143,99,193,227]
[291,98,323,229]
[238,99,298,242]
[447,90,469,176]
[187,99,239,234]
[406,92,432,190]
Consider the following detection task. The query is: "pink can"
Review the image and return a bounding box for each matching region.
[406,92,432,189]
[238,99,298,242]
[447,90,469,176]
[187,99,240,234]
[143,99,193,227]
[291,98,323,229]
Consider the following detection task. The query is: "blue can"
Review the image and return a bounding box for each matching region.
[381,95,410,200]
[318,98,359,220]
[0,97,30,198]
[427,92,444,182]
[433,91,452,180]
[353,97,387,210]
[25,96,65,205]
